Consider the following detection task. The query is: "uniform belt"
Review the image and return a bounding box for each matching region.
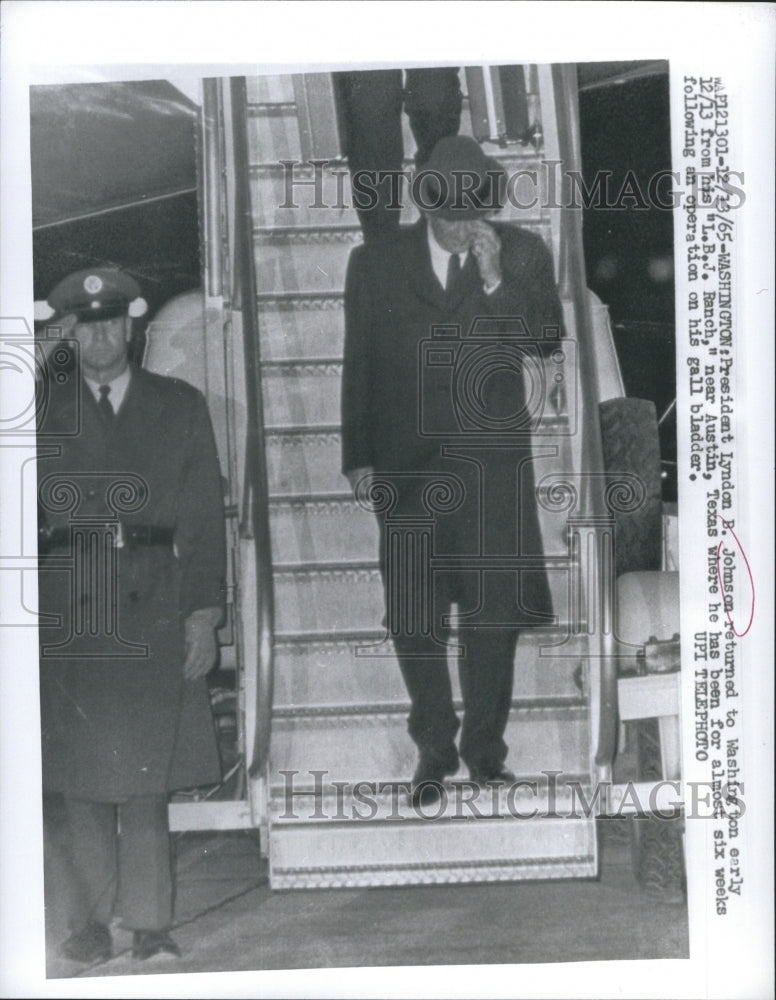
[39,524,175,553]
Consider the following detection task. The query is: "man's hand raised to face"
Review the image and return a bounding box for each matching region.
[468,220,502,291]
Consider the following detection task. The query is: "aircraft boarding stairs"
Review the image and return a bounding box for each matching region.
[157,69,627,889]
[245,68,617,889]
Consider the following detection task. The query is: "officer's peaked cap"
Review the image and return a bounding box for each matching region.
[35,269,148,324]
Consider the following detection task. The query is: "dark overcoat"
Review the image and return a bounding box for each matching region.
[341,219,564,624]
[37,363,226,801]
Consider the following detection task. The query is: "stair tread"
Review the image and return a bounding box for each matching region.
[274,625,573,643]
[273,555,570,573]
[251,150,553,170]
[269,775,595,824]
[271,695,586,717]
[269,810,597,888]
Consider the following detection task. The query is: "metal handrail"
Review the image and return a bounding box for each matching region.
[229,77,276,779]
[202,80,223,299]
[550,64,619,774]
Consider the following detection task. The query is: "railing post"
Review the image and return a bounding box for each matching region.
[548,63,620,780]
[227,77,276,780]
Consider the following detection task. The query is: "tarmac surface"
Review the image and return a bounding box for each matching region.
[43,809,689,983]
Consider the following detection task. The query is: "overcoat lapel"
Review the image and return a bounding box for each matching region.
[405,219,483,315]
[405,220,449,311]
[116,365,166,434]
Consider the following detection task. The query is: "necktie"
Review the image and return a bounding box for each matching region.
[445,253,461,293]
[98,384,115,423]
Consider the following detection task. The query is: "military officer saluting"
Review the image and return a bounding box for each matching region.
[36,269,226,963]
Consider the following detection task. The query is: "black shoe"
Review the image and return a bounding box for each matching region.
[132,929,181,960]
[468,765,517,786]
[61,921,112,963]
[411,777,446,809]
[410,751,458,809]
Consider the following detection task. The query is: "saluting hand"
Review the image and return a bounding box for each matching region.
[469,220,502,290]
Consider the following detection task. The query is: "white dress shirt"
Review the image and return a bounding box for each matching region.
[426,224,470,290]
[84,365,131,415]
[426,224,501,295]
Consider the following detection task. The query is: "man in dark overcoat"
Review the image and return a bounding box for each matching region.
[341,136,563,804]
[35,269,226,962]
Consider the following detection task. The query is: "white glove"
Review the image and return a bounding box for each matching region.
[183,606,221,679]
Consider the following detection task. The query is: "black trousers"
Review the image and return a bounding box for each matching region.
[334,68,463,241]
[374,459,521,772]
[61,795,172,932]
[393,625,518,773]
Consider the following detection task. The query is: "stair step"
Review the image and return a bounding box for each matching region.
[269,494,378,565]
[252,162,550,232]
[267,702,589,788]
[273,563,384,634]
[256,297,345,362]
[261,361,342,428]
[266,428,348,496]
[249,103,304,162]
[251,153,550,222]
[252,166,358,230]
[273,694,584,721]
[269,819,596,888]
[270,774,593,822]
[260,361,573,434]
[268,477,573,566]
[256,231,358,294]
[273,562,573,635]
[247,91,425,164]
[271,629,585,708]
[264,427,575,504]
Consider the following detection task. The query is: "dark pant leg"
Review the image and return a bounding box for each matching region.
[376,481,459,763]
[404,67,463,166]
[446,454,521,771]
[334,70,404,242]
[457,625,519,771]
[392,632,460,762]
[61,797,118,929]
[115,795,172,931]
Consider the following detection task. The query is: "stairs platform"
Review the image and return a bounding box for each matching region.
[269,778,597,889]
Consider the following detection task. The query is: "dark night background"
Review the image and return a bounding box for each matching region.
[578,64,676,498]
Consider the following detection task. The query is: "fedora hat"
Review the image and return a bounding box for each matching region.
[412,135,506,219]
